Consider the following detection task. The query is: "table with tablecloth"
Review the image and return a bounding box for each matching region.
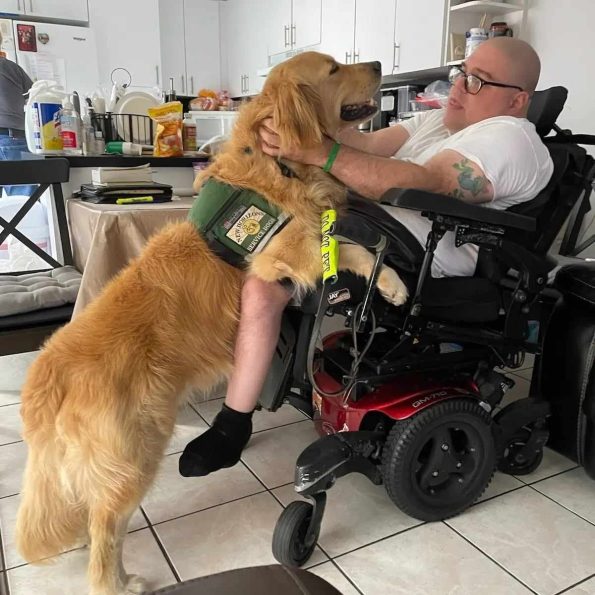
[67,197,195,315]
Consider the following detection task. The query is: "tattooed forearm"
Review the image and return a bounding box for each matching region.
[449,158,489,200]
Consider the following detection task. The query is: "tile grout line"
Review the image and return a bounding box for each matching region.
[0,571,9,595]
[0,518,11,595]
[0,440,23,449]
[444,522,539,595]
[327,558,365,595]
[139,507,181,584]
[514,465,580,487]
[328,521,427,562]
[554,571,595,595]
[148,488,270,529]
[526,482,595,530]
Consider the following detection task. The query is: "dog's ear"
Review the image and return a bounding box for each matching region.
[270,80,322,151]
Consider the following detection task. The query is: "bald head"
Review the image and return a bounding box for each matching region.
[475,37,541,94]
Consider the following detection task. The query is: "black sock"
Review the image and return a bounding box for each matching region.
[179,404,253,477]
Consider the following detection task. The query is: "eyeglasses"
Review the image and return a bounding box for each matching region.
[448,66,523,95]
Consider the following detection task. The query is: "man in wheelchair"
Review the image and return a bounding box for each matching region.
[179,36,595,564]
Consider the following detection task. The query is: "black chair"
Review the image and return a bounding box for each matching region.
[0,157,78,355]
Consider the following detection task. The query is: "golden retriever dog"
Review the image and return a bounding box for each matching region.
[15,51,407,595]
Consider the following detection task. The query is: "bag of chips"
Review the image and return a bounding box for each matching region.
[148,101,184,157]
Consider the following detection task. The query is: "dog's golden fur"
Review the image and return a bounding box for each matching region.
[15,51,407,595]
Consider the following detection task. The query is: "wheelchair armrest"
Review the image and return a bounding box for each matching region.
[380,188,536,233]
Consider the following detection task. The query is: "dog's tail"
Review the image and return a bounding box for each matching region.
[15,359,86,564]
[15,445,86,564]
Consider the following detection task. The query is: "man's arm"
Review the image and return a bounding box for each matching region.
[269,134,493,203]
[336,124,410,158]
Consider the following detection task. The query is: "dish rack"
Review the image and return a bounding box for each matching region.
[91,113,154,145]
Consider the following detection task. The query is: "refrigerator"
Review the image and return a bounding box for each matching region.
[0,18,98,95]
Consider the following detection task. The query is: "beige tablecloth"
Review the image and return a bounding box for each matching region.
[68,198,195,315]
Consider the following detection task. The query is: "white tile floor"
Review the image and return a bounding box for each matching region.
[2,352,595,595]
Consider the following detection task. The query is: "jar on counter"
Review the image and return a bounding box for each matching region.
[465,28,488,58]
[489,22,513,38]
[183,114,197,152]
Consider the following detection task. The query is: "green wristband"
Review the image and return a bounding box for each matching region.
[322,141,341,173]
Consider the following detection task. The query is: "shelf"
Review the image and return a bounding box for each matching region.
[450,1,524,15]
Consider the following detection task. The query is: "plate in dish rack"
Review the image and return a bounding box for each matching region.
[114,91,161,144]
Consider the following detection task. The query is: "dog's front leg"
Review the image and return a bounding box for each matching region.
[249,220,321,299]
[339,243,408,306]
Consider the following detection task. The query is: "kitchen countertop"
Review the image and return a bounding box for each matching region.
[381,66,450,89]
[47,155,209,168]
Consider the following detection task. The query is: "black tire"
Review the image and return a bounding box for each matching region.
[497,428,544,475]
[272,501,318,567]
[382,398,496,522]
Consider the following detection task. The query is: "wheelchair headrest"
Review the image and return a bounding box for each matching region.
[527,86,568,138]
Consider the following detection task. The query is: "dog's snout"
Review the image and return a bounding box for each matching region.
[370,61,382,74]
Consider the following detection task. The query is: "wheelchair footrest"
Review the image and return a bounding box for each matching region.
[294,431,383,496]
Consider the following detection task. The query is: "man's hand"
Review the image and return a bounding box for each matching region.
[259,117,332,167]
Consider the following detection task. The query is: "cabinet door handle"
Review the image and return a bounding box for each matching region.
[190,76,194,94]
[345,51,352,64]
[181,75,186,95]
[245,75,249,93]
[354,50,360,63]
[291,24,296,46]
[155,65,159,86]
[284,25,290,47]
[29,0,33,11]
[240,75,244,94]
[393,43,400,71]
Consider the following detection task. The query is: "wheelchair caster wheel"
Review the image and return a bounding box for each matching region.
[498,429,544,475]
[382,398,496,522]
[272,499,322,567]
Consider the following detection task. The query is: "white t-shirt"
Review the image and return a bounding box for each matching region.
[382,109,554,277]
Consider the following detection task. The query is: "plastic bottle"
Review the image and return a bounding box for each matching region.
[24,80,66,154]
[105,141,142,155]
[182,114,197,151]
[59,96,82,155]
[81,110,96,155]
[94,130,105,154]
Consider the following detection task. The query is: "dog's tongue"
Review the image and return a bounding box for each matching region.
[340,102,377,122]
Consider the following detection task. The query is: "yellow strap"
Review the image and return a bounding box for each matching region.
[321,209,338,284]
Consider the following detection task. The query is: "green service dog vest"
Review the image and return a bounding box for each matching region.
[188,178,289,268]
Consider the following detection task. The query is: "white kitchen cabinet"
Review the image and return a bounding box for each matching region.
[184,0,220,94]
[261,0,292,56]
[354,0,396,74]
[89,0,161,89]
[260,0,320,56]
[320,0,394,72]
[292,0,322,49]
[0,1,21,14]
[394,0,446,73]
[159,0,186,94]
[220,0,268,97]
[25,0,88,22]
[159,0,221,96]
[319,0,355,63]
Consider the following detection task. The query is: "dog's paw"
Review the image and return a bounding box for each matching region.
[124,574,147,594]
[377,267,408,306]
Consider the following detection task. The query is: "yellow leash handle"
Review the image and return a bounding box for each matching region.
[321,209,339,284]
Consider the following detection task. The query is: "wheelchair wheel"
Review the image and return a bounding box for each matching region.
[272,501,318,567]
[382,398,496,522]
[497,429,544,475]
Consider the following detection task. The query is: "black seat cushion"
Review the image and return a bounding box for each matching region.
[0,304,73,331]
[420,276,501,323]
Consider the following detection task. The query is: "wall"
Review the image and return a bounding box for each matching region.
[87,0,161,90]
[526,0,595,137]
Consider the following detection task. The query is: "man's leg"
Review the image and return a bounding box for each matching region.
[179,275,292,477]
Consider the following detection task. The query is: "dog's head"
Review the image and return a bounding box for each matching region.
[258,51,382,152]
